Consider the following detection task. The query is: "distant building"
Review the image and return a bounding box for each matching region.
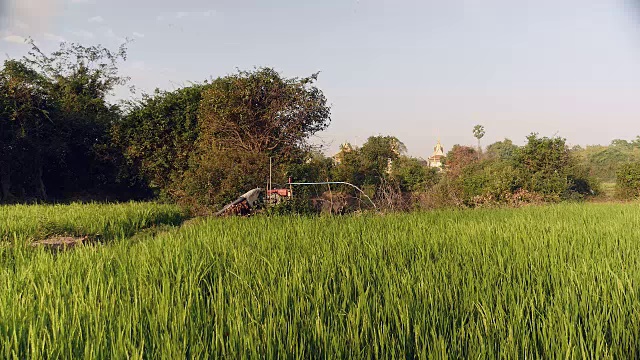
[428,139,445,169]
[333,142,354,165]
[389,138,402,156]
[386,138,402,174]
[386,158,393,175]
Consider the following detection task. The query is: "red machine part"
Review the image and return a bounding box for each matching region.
[267,189,290,197]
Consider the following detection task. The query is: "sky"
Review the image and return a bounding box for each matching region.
[1,0,640,158]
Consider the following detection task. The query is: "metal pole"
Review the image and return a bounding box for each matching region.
[327,178,333,215]
[269,157,272,193]
[289,177,293,199]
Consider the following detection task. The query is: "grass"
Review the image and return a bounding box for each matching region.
[0,202,188,243]
[2,202,640,357]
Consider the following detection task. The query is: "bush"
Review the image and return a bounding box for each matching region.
[180,149,269,213]
[430,135,596,209]
[415,179,464,210]
[392,157,440,193]
[615,163,640,199]
[516,134,594,200]
[265,198,319,216]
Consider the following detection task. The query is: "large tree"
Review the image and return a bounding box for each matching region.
[0,60,52,201]
[0,41,129,202]
[485,138,518,162]
[358,135,406,186]
[515,134,593,198]
[113,85,207,197]
[182,68,331,209]
[331,136,407,188]
[473,124,485,155]
[198,68,330,160]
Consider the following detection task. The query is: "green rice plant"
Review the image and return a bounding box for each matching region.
[1,202,640,358]
[0,202,188,243]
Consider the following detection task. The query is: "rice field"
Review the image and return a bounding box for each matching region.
[0,202,188,243]
[2,202,640,358]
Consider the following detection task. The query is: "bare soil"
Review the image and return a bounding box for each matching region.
[31,236,88,250]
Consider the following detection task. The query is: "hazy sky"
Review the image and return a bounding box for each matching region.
[1,0,639,157]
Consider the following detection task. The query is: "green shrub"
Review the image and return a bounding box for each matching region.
[264,198,318,216]
[615,163,640,199]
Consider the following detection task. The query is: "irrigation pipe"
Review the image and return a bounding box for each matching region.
[288,181,377,210]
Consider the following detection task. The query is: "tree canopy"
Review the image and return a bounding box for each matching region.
[197,68,330,160]
[0,40,631,211]
[0,41,130,202]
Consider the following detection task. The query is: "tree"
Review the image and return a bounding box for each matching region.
[0,59,52,201]
[113,84,207,197]
[570,136,640,183]
[332,145,365,187]
[444,145,478,177]
[36,42,129,199]
[0,40,130,202]
[473,124,485,155]
[515,133,594,199]
[610,139,633,150]
[485,138,518,162]
[283,150,334,209]
[182,68,331,209]
[358,136,406,186]
[616,163,640,199]
[391,156,439,192]
[197,68,330,161]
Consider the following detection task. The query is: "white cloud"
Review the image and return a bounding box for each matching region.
[70,29,95,39]
[71,0,93,3]
[3,34,27,44]
[203,10,215,17]
[43,32,66,42]
[132,32,145,38]
[176,12,189,19]
[156,15,165,22]
[88,16,104,23]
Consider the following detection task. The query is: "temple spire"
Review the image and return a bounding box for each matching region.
[428,138,445,170]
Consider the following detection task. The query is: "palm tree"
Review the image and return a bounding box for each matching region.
[473,125,485,155]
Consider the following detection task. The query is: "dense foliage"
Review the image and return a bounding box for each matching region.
[317,133,596,211]
[2,40,639,211]
[1,42,331,210]
[429,134,596,207]
[113,85,207,198]
[3,203,640,357]
[572,138,640,183]
[181,69,330,209]
[615,163,640,199]
[0,42,133,202]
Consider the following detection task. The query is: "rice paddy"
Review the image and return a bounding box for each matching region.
[1,202,640,358]
[0,202,187,243]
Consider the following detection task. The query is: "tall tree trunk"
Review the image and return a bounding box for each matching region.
[35,163,47,201]
[0,148,13,202]
[0,160,12,202]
